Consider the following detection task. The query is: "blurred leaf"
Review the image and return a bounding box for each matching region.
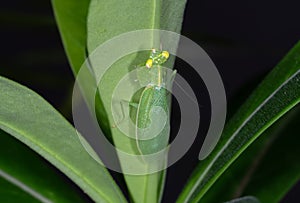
[0,130,91,203]
[177,42,300,202]
[224,196,260,203]
[0,76,126,203]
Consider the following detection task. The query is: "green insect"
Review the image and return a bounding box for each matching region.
[134,49,176,155]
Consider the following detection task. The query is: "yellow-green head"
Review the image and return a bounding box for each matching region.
[145,49,170,68]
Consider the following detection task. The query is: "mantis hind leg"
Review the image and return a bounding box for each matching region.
[112,100,138,128]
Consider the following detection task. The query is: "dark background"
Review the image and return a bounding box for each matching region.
[0,0,299,202]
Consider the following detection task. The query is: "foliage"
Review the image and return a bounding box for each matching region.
[0,1,299,203]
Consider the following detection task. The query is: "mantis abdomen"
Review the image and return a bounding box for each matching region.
[136,85,171,155]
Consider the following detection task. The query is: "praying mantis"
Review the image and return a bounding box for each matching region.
[133,49,176,155]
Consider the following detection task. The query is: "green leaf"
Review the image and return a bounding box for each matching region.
[200,105,300,203]
[224,196,260,203]
[240,105,300,202]
[0,130,91,203]
[177,41,300,203]
[51,0,113,146]
[0,76,127,203]
[51,0,90,74]
[86,1,187,203]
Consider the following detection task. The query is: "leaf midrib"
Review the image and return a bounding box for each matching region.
[142,1,163,203]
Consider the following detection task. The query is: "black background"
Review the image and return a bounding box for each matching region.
[0,0,299,202]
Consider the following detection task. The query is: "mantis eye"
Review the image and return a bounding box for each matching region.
[146,59,153,68]
[161,51,169,60]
